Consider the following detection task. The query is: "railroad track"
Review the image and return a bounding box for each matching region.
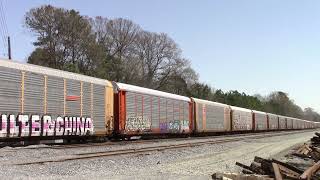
[15,129,316,165]
[2,129,312,152]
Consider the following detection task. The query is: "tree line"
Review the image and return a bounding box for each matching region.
[24,5,320,122]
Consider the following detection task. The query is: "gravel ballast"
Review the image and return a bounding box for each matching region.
[0,130,317,180]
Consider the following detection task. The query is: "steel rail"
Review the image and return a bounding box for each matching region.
[5,129,315,153]
[15,130,315,165]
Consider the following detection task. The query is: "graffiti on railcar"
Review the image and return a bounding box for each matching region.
[180,120,189,132]
[125,116,151,131]
[159,122,167,132]
[160,120,189,133]
[0,114,94,138]
[168,120,180,132]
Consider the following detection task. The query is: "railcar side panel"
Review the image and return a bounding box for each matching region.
[287,118,293,129]
[268,113,279,130]
[192,98,231,133]
[0,66,21,114]
[0,60,113,139]
[278,116,287,129]
[24,72,45,114]
[115,83,192,136]
[252,110,268,131]
[231,106,253,131]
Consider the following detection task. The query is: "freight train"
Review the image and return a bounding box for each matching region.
[0,59,318,142]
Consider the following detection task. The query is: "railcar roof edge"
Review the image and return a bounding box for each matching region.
[115,82,191,102]
[191,97,229,107]
[229,105,252,113]
[252,110,268,114]
[0,58,112,87]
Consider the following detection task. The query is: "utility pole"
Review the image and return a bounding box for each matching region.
[7,36,11,60]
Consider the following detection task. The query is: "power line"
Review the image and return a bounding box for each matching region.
[0,0,8,35]
[0,0,9,57]
[0,10,7,48]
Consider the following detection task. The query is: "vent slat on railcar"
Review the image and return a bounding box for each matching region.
[151,96,159,128]
[82,82,91,117]
[92,84,106,132]
[0,67,21,113]
[143,94,152,128]
[47,76,64,116]
[205,105,225,130]
[66,79,81,116]
[24,72,44,114]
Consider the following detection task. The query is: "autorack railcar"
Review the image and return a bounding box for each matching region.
[191,98,231,133]
[230,106,253,131]
[286,117,294,129]
[0,59,114,139]
[267,113,279,130]
[278,115,287,130]
[252,110,268,131]
[113,83,192,136]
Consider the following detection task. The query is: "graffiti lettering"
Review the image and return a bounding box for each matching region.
[160,120,189,133]
[31,115,41,136]
[43,115,54,136]
[55,116,64,136]
[125,116,151,131]
[168,120,180,132]
[160,122,167,132]
[9,114,18,137]
[0,114,94,137]
[0,114,7,137]
[181,120,189,131]
[19,115,29,137]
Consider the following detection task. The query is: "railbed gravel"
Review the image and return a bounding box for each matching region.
[0,130,317,180]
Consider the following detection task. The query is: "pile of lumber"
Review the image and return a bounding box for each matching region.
[311,132,320,147]
[234,156,320,180]
[213,132,320,180]
[293,143,320,161]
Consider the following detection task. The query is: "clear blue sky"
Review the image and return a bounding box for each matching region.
[0,0,319,112]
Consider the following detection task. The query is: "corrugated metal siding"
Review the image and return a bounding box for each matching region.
[136,94,143,117]
[151,96,159,128]
[287,118,293,129]
[255,113,267,130]
[47,76,64,116]
[197,104,203,130]
[269,115,279,129]
[66,80,81,116]
[92,84,106,131]
[167,99,173,123]
[184,102,189,122]
[224,108,231,131]
[126,92,136,119]
[159,97,166,123]
[205,104,225,131]
[174,101,180,121]
[82,82,91,117]
[24,72,44,114]
[124,92,189,133]
[143,94,152,127]
[179,102,184,122]
[279,117,286,129]
[0,67,21,113]
[232,110,252,131]
[293,119,298,129]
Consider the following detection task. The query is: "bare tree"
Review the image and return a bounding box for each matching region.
[134,31,191,89]
[90,17,141,81]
